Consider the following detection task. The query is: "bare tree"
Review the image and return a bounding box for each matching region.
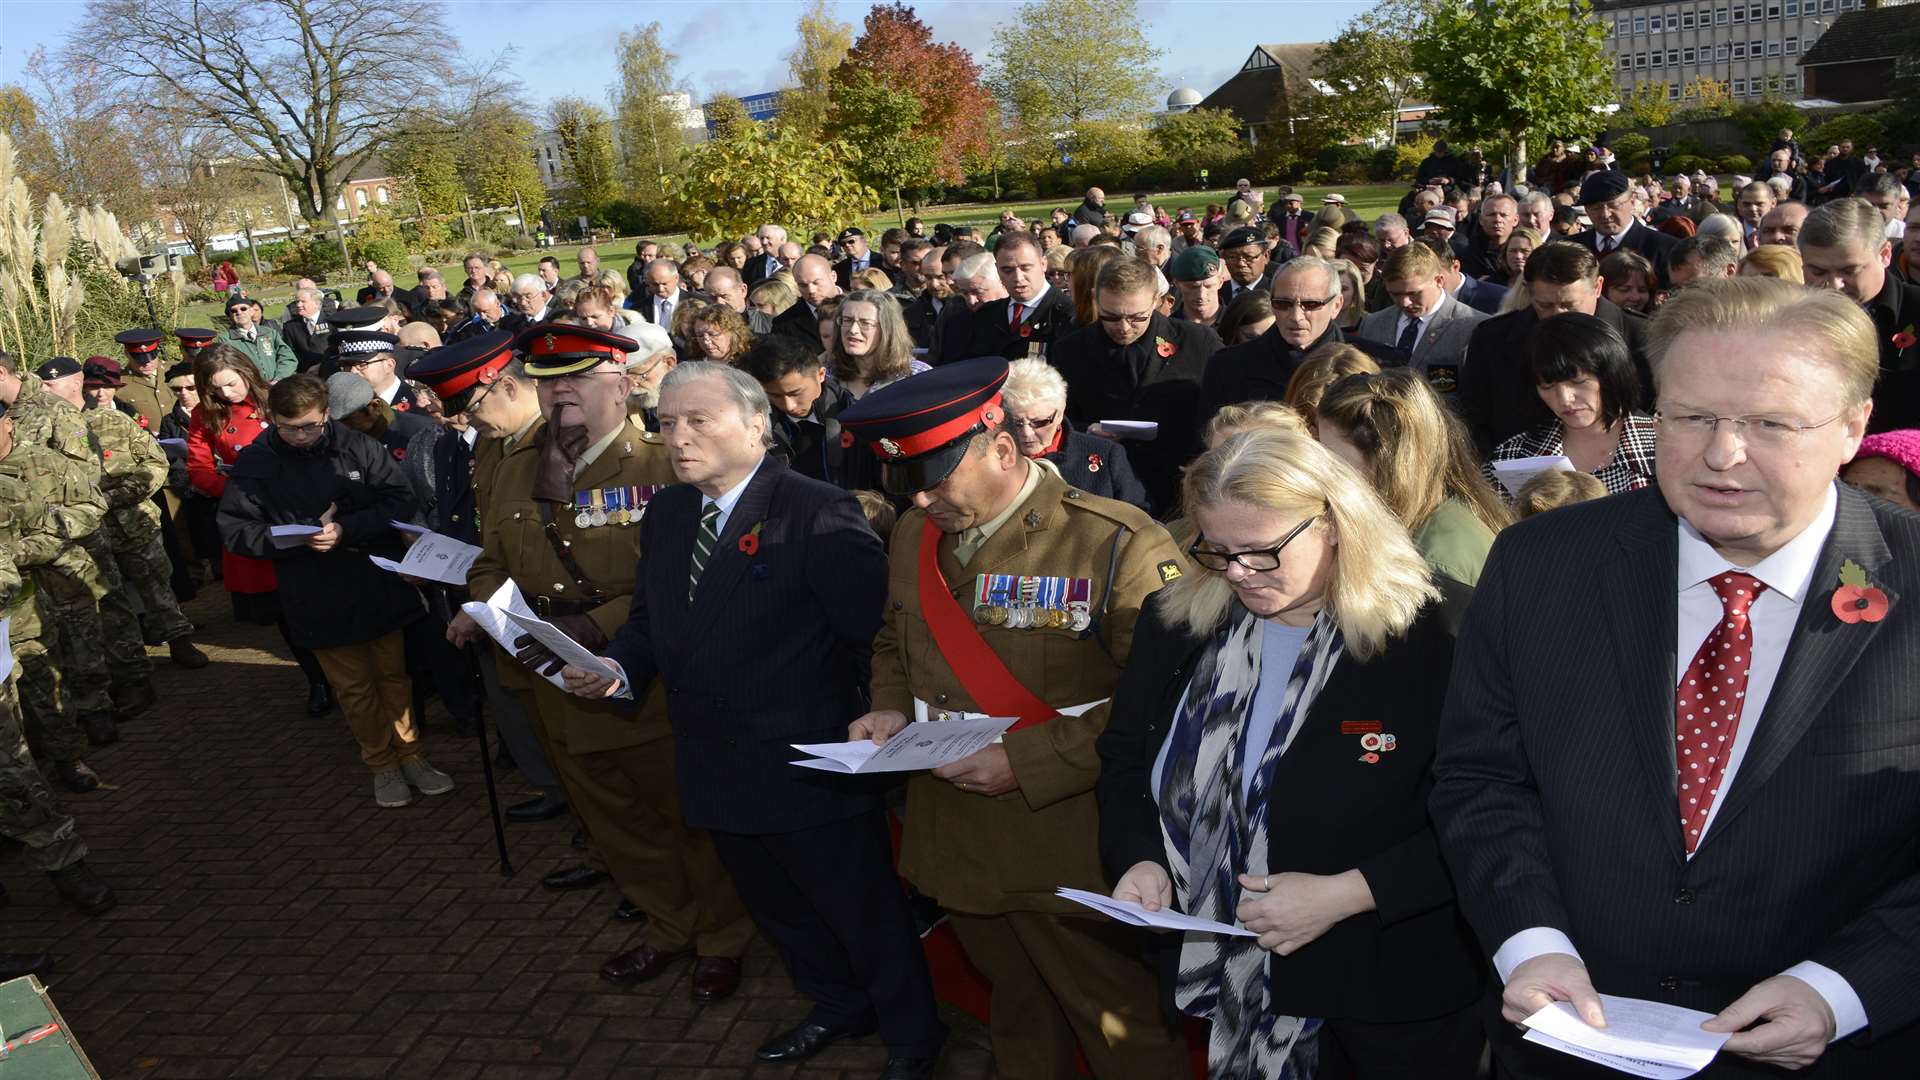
[76,0,455,225]
[3,49,152,224]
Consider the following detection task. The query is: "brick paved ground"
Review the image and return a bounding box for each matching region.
[4,588,996,1079]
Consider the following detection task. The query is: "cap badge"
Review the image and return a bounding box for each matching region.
[878,437,903,458]
[543,333,557,351]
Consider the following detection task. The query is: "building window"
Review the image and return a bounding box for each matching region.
[1650,14,1662,31]
[1767,41,1781,55]
[1785,0,1796,12]
[1782,74,1797,90]
[173,220,184,235]
[354,189,368,208]
[1620,55,1632,71]
[1733,77,1747,94]
[1717,42,1730,59]
[1786,36,1797,52]
[1821,0,1835,12]
[335,194,346,210]
[1634,15,1647,32]
[376,186,389,204]
[1748,2,1761,18]
[1733,4,1744,20]
[1684,46,1697,61]
[1683,10,1695,27]
[1637,51,1650,68]
[1733,42,1746,57]
[1669,83,1681,99]
[1668,48,1681,64]
[1767,2,1779,16]
[1716,6,1729,23]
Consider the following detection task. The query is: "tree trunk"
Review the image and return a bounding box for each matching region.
[243,219,263,278]
[895,185,905,229]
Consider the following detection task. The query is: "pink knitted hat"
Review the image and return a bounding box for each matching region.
[1855,430,1920,479]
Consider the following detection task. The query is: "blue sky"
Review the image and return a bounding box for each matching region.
[0,0,1370,110]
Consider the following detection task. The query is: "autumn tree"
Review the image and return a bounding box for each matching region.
[837,3,992,185]
[549,98,621,210]
[989,0,1162,175]
[1314,0,1429,147]
[1622,81,1678,128]
[1,49,152,225]
[1410,0,1613,179]
[704,96,754,141]
[1152,108,1246,175]
[828,73,938,219]
[78,0,456,225]
[781,0,854,142]
[614,23,693,198]
[665,116,873,243]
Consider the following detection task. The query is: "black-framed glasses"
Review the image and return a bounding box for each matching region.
[1271,296,1335,313]
[1187,514,1321,572]
[273,420,327,436]
[1096,309,1154,326]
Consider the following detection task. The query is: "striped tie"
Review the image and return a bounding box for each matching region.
[689,503,721,603]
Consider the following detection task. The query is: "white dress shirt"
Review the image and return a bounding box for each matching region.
[1494,483,1867,1039]
[701,455,764,537]
[1009,283,1051,323]
[654,290,681,327]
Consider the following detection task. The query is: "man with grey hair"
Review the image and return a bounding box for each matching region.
[509,273,550,322]
[1068,223,1100,248]
[1374,212,1411,255]
[1666,235,1740,290]
[705,266,772,335]
[1518,189,1555,235]
[1800,196,1920,429]
[285,286,331,372]
[452,288,511,343]
[1859,173,1910,239]
[744,224,789,284]
[1196,254,1403,420]
[1131,224,1171,268]
[561,360,943,1078]
[640,259,688,328]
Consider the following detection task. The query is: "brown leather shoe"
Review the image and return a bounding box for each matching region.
[168,638,210,669]
[598,944,688,987]
[48,860,116,916]
[690,956,741,1003]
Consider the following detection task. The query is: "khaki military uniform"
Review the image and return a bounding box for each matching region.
[84,404,193,647]
[469,415,752,959]
[115,365,175,432]
[0,438,106,768]
[0,540,86,872]
[873,466,1188,1080]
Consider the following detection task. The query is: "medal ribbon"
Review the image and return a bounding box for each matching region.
[917,520,1061,732]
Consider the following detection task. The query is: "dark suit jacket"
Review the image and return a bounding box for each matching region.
[1575,221,1681,288]
[1430,485,1920,1074]
[602,458,889,835]
[1195,323,1407,428]
[1052,313,1220,514]
[1865,273,1920,433]
[1043,427,1150,514]
[902,290,941,350]
[284,317,330,374]
[834,257,889,292]
[1097,582,1485,1023]
[1452,273,1508,316]
[1457,297,1651,455]
[634,289,709,325]
[964,288,1077,361]
[770,301,821,350]
[742,252,785,286]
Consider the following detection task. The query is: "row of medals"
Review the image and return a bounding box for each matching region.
[973,603,1092,631]
[574,490,640,529]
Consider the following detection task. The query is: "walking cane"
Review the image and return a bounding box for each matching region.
[431,585,513,878]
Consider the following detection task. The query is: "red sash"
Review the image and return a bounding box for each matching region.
[917,520,1060,733]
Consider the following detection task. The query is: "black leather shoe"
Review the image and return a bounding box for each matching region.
[541,865,609,891]
[48,861,116,916]
[307,682,334,716]
[0,952,52,982]
[570,829,587,851]
[56,761,100,793]
[506,794,569,823]
[112,680,157,721]
[612,898,648,924]
[690,956,741,1002]
[879,1057,939,1080]
[756,1021,876,1063]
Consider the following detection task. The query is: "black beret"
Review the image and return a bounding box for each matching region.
[1577,169,1632,205]
[35,356,84,381]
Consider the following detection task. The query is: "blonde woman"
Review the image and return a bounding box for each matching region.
[1283,342,1381,428]
[749,276,798,318]
[1097,428,1483,1080]
[1302,226,1340,259]
[593,268,640,327]
[1316,369,1510,585]
[1738,244,1803,283]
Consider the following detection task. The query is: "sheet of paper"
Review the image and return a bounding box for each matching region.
[389,519,429,536]
[0,616,12,684]
[791,715,1017,774]
[1055,887,1256,937]
[1490,454,1575,495]
[1522,995,1727,1079]
[157,438,188,449]
[269,523,323,549]
[1098,419,1159,439]
[460,581,571,690]
[501,607,621,680]
[368,528,480,586]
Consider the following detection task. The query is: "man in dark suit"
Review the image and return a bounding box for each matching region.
[1799,197,1920,433]
[1574,169,1681,289]
[1457,241,1651,455]
[963,232,1075,361]
[284,286,331,373]
[833,227,878,291]
[1195,255,1406,425]
[899,245,946,351]
[562,363,943,1080]
[1433,277,1920,1077]
[741,224,789,285]
[769,253,842,348]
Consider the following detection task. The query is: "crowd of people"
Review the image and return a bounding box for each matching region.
[1,134,1919,1079]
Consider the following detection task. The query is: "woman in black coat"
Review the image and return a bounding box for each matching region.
[1094,427,1485,1079]
[999,357,1152,513]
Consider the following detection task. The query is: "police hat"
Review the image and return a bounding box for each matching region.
[839,356,1009,496]
[83,357,125,388]
[514,322,631,378]
[115,328,164,357]
[331,329,400,363]
[407,330,514,414]
[1166,245,1222,282]
[324,305,389,332]
[35,356,83,381]
[1578,169,1632,206]
[174,328,218,350]
[1219,226,1265,251]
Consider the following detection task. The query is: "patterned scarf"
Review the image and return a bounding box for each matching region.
[1158,604,1343,1080]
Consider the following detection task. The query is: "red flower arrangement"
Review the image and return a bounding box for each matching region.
[738,521,763,556]
[1831,559,1889,624]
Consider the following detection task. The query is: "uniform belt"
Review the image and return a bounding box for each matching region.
[530,595,593,617]
[912,697,1108,739]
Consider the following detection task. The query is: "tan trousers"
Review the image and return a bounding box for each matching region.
[948,910,1187,1080]
[314,630,420,772]
[523,681,755,958]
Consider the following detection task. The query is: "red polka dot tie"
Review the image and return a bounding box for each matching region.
[1676,572,1767,854]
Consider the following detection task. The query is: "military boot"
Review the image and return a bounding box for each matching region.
[112,680,157,722]
[168,637,210,669]
[48,861,116,915]
[80,711,119,746]
[55,760,100,793]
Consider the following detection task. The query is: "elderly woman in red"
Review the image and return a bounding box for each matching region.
[186,345,334,715]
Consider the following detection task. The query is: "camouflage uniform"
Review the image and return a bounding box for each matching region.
[0,434,106,767]
[0,542,86,872]
[85,403,192,648]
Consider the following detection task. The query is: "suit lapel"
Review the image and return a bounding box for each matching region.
[1704,487,1897,845]
[686,458,785,636]
[1596,489,1687,860]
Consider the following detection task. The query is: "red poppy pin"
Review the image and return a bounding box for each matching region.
[395,400,411,411]
[137,414,150,429]
[393,447,407,461]
[1831,559,1889,624]
[738,521,763,556]
[1895,325,1918,351]
[1155,336,1175,359]
[101,449,112,459]
[1087,453,1102,473]
[839,431,855,449]
[1018,322,1033,339]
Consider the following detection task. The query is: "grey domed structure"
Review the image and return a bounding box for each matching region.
[1166,87,1202,113]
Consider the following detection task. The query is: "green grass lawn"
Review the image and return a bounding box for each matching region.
[178,182,1407,329]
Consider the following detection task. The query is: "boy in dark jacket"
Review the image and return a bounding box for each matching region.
[217,374,450,808]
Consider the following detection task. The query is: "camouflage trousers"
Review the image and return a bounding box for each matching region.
[11,591,89,766]
[49,533,153,698]
[113,526,194,644]
[0,675,86,871]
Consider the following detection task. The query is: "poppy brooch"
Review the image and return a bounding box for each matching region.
[738,521,764,556]
[1831,559,1888,624]
[1087,453,1102,473]
[1894,325,1917,352]
[1155,336,1175,359]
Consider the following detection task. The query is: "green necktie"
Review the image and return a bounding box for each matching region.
[689,502,721,603]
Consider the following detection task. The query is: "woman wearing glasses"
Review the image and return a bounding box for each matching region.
[1096,428,1484,1080]
[686,303,754,365]
[1485,313,1657,500]
[1001,359,1151,512]
[828,289,928,398]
